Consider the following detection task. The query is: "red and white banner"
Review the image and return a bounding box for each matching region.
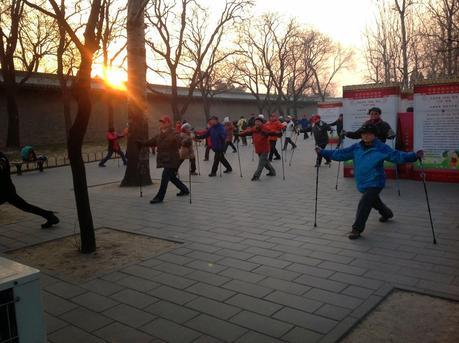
[413,81,459,182]
[342,84,400,178]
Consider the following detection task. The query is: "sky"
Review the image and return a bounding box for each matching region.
[206,0,379,91]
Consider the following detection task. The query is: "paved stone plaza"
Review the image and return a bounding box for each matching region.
[1,138,459,342]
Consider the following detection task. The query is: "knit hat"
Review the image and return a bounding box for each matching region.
[358,124,378,135]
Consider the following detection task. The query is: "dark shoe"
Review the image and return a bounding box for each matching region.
[98,164,106,167]
[41,214,59,229]
[325,161,331,167]
[190,172,198,176]
[208,173,217,177]
[348,229,361,240]
[379,213,394,222]
[251,176,259,181]
[150,198,163,204]
[314,164,320,168]
[274,157,281,160]
[266,172,276,176]
[223,169,232,173]
[232,150,237,153]
[177,191,190,197]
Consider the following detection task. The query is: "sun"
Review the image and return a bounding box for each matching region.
[93,64,127,91]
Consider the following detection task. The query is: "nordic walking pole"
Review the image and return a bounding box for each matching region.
[279,133,286,180]
[390,138,401,196]
[288,131,299,167]
[251,141,255,161]
[419,159,437,244]
[194,140,201,175]
[236,140,243,178]
[314,159,319,228]
[189,160,192,204]
[335,137,343,190]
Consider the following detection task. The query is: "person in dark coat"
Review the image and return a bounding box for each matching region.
[298,114,310,139]
[344,107,395,143]
[307,115,333,167]
[140,116,189,204]
[0,152,59,228]
[316,124,423,240]
[195,116,232,177]
[329,113,344,146]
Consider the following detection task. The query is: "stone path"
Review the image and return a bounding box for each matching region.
[1,137,459,342]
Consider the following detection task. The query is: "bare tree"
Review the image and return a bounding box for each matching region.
[28,0,106,253]
[0,0,54,147]
[145,0,252,121]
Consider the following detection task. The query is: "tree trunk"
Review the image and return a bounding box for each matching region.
[6,89,20,148]
[170,73,181,122]
[62,88,72,139]
[68,59,96,254]
[121,0,152,187]
[106,90,114,129]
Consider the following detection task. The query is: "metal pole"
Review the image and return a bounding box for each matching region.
[314,164,319,227]
[279,134,285,181]
[189,160,192,204]
[194,141,201,175]
[288,132,299,167]
[419,159,437,244]
[390,139,401,196]
[237,140,243,178]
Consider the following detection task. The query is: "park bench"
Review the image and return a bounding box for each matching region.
[10,160,45,175]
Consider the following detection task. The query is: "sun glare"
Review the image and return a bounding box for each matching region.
[93,65,127,91]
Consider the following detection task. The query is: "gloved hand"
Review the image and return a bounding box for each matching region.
[416,150,424,160]
[315,147,322,155]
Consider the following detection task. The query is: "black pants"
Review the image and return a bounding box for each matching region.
[316,143,331,166]
[353,188,393,232]
[204,145,211,160]
[268,140,281,161]
[211,151,232,174]
[1,191,53,219]
[100,148,127,166]
[225,141,237,153]
[154,168,189,201]
[283,137,297,150]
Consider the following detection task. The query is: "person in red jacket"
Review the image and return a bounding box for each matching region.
[99,127,127,167]
[240,117,282,181]
[265,113,284,161]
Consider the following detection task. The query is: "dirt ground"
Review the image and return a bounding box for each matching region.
[5,228,178,282]
[342,290,459,343]
[0,204,27,225]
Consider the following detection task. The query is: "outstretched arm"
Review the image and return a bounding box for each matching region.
[382,145,418,164]
[319,144,356,161]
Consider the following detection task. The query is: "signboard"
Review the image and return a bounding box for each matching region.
[342,84,401,177]
[317,102,342,145]
[413,81,459,182]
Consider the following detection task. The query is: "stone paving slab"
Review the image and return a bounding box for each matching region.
[1,137,459,342]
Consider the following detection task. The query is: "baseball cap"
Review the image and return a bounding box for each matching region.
[358,124,378,135]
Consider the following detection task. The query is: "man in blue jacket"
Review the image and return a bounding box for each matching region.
[196,116,232,177]
[316,124,423,240]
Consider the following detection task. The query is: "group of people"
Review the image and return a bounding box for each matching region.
[0,106,424,241]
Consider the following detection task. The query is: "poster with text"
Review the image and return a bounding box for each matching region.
[342,84,400,177]
[317,102,342,144]
[413,81,459,182]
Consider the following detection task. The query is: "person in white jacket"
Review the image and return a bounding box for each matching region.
[282,116,297,150]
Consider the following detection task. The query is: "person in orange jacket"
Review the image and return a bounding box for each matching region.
[240,117,282,181]
[265,113,284,161]
[99,127,127,167]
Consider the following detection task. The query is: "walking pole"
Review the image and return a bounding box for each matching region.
[194,141,201,175]
[279,134,286,181]
[335,137,343,190]
[251,141,255,162]
[390,138,401,196]
[189,160,192,204]
[236,140,243,178]
[419,159,437,244]
[314,162,319,228]
[288,132,299,167]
